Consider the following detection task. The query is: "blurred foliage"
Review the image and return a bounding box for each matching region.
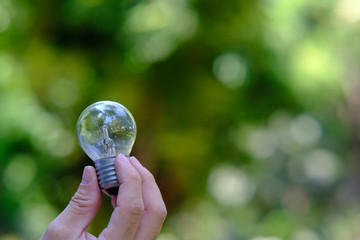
[0,0,360,239]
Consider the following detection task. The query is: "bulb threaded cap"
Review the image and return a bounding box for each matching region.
[94,157,119,196]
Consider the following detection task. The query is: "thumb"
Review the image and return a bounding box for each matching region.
[49,166,102,238]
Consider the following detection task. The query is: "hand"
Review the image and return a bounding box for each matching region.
[41,154,167,240]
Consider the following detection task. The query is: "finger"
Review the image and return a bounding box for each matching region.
[41,166,102,239]
[111,196,117,209]
[99,154,144,240]
[129,157,167,240]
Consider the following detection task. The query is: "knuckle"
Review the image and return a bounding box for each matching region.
[69,188,94,215]
[151,204,167,223]
[143,170,155,182]
[126,199,145,216]
[127,171,142,183]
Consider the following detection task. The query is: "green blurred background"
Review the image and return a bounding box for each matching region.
[0,0,359,239]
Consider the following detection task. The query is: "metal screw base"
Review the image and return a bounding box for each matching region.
[94,157,119,196]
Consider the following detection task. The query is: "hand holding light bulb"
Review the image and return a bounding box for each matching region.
[41,101,167,240]
[76,101,137,196]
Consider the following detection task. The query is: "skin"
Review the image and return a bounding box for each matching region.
[41,154,167,240]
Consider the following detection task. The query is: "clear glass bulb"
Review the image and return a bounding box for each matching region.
[76,101,137,195]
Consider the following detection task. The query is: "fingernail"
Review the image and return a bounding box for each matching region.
[117,154,130,164]
[130,156,142,166]
[81,166,93,185]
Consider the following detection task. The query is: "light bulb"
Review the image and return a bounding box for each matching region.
[76,101,137,196]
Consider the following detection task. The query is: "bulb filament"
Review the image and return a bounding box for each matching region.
[102,125,116,157]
